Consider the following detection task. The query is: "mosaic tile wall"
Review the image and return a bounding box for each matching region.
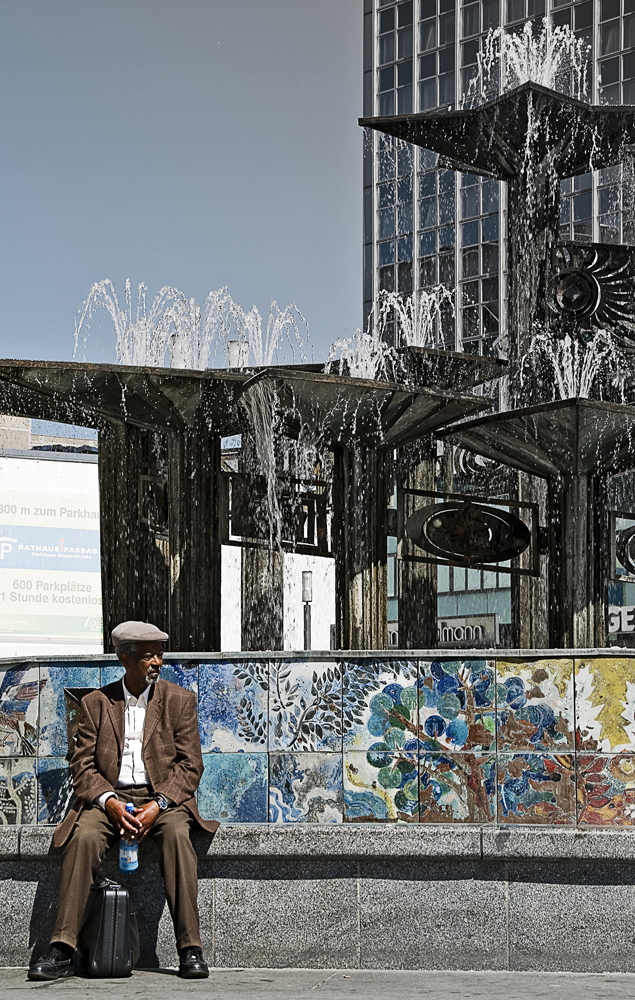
[2,655,635,826]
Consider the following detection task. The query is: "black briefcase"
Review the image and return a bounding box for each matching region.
[77,877,140,977]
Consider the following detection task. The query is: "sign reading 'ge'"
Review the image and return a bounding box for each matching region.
[608,606,635,633]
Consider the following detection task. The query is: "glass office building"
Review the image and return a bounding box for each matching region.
[363,0,635,642]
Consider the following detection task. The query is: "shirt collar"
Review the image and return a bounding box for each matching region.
[122,678,150,708]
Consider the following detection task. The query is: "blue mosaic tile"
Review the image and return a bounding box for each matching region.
[269,752,343,823]
[38,665,100,756]
[420,752,496,824]
[0,757,36,824]
[343,749,418,823]
[0,666,41,756]
[269,660,342,752]
[159,663,198,694]
[37,757,72,824]
[497,752,576,825]
[342,658,419,751]
[100,663,124,687]
[418,659,495,752]
[496,658,574,751]
[198,752,268,823]
[199,661,267,752]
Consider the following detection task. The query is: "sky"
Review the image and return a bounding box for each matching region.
[0,0,363,366]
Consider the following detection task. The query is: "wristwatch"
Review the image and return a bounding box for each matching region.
[154,793,169,812]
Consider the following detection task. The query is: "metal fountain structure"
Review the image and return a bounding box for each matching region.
[2,79,635,651]
[361,80,635,649]
[0,351,498,651]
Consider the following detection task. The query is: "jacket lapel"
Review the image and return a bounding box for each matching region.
[106,680,125,753]
[143,680,163,749]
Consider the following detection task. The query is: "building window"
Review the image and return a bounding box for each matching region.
[437,563,512,593]
[459,174,501,356]
[559,173,593,243]
[377,136,414,307]
[418,0,456,109]
[377,1,414,116]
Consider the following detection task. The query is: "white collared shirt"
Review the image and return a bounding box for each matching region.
[97,679,151,810]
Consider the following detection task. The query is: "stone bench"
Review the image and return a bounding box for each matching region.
[3,824,635,972]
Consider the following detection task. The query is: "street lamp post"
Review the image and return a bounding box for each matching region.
[302,571,313,651]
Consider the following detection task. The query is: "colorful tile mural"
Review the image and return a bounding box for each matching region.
[496,659,574,752]
[37,757,71,824]
[497,753,576,824]
[3,654,635,826]
[0,756,36,824]
[420,752,496,824]
[0,666,41,756]
[38,664,100,757]
[269,752,343,823]
[342,659,418,751]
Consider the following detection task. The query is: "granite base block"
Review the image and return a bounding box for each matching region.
[507,860,635,972]
[358,859,508,971]
[212,858,358,969]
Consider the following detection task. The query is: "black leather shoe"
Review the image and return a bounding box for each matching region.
[178,946,209,979]
[27,945,74,981]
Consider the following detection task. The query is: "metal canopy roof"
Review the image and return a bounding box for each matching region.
[439,398,635,478]
[360,83,635,180]
[392,347,506,392]
[249,367,491,450]
[0,359,491,450]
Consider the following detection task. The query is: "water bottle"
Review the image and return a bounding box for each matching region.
[119,803,138,872]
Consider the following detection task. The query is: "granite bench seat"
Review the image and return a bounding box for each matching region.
[4,823,635,861]
[3,825,635,973]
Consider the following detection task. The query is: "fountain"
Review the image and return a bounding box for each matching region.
[0,291,493,650]
[360,20,635,650]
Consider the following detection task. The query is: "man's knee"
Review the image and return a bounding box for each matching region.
[156,816,194,852]
[65,811,109,856]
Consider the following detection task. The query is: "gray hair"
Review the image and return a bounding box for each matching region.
[115,641,138,658]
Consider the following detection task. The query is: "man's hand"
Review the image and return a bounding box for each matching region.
[132,801,160,842]
[105,797,160,841]
[105,797,143,838]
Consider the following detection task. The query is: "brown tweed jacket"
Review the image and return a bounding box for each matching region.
[53,677,219,847]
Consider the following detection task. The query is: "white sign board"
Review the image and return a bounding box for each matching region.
[0,458,102,644]
[437,613,500,648]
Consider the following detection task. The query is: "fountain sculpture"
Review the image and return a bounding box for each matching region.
[360,27,635,650]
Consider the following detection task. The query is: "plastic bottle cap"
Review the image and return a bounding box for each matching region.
[125,802,135,813]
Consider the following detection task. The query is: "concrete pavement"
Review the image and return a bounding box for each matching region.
[0,968,634,999]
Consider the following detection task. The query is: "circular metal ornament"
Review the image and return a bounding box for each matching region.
[547,267,602,319]
[405,501,531,565]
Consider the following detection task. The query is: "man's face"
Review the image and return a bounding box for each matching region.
[119,641,164,690]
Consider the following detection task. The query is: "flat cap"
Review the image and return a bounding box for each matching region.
[111,620,169,646]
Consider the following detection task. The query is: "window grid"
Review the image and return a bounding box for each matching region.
[419,0,457,111]
[378,0,415,116]
[437,564,512,593]
[459,173,502,355]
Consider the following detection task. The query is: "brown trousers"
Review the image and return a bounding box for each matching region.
[51,787,201,951]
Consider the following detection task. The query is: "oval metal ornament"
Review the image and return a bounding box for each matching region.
[616,524,635,577]
[405,501,531,565]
